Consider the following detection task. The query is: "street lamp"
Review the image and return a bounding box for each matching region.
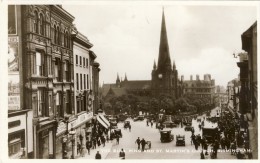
[69,128,76,159]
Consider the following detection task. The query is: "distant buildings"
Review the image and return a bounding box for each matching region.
[182,74,215,104]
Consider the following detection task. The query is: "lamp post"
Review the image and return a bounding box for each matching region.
[69,128,76,159]
[61,116,69,159]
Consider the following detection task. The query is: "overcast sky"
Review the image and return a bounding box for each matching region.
[63,4,257,87]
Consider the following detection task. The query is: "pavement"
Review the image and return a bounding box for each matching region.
[76,140,115,159]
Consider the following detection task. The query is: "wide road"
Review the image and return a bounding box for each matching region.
[106,106,236,159]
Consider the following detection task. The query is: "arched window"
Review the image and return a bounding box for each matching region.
[67,34,70,48]
[34,11,39,33]
[56,26,59,44]
[54,25,57,44]
[39,14,44,35]
[64,31,67,47]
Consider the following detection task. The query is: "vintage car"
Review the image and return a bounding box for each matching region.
[109,118,118,127]
[162,121,178,128]
[184,124,194,131]
[197,118,201,122]
[176,135,185,146]
[133,115,145,121]
[124,121,130,129]
[160,129,174,143]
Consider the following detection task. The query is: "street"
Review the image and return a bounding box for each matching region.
[105,107,236,159]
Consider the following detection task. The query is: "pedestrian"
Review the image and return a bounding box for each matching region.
[194,141,199,150]
[116,136,120,145]
[97,137,101,146]
[146,120,149,126]
[101,135,106,147]
[135,137,141,150]
[86,140,91,155]
[191,134,196,145]
[92,138,96,149]
[151,121,153,128]
[77,142,81,155]
[95,151,101,159]
[119,148,126,159]
[81,146,85,157]
[141,138,146,152]
[200,151,205,159]
[129,125,131,132]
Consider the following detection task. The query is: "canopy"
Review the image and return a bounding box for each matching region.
[97,116,109,129]
[99,114,110,127]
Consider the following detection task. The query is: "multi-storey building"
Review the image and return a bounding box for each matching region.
[182,74,215,104]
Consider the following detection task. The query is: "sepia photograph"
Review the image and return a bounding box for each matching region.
[2,0,259,160]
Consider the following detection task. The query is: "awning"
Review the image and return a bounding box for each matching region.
[99,115,110,127]
[97,116,109,129]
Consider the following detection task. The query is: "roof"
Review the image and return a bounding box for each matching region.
[102,80,151,97]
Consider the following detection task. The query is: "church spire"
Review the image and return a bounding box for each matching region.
[157,8,172,72]
[116,73,120,84]
[153,59,157,70]
[124,73,128,81]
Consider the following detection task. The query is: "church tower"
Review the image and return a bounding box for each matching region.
[151,9,178,98]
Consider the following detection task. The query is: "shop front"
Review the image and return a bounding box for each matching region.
[34,119,56,159]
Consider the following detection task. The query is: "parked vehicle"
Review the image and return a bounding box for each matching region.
[133,115,145,121]
[184,124,194,131]
[176,135,185,146]
[160,129,174,143]
[162,121,178,128]
[124,121,130,129]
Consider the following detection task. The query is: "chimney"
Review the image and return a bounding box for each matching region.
[196,74,199,80]
[190,75,193,81]
[181,75,184,82]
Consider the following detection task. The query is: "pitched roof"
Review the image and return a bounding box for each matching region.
[122,80,151,89]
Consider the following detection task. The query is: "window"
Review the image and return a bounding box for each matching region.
[66,91,71,114]
[34,11,39,33]
[83,57,85,67]
[80,74,82,90]
[76,55,78,65]
[55,58,62,81]
[77,100,80,114]
[87,74,89,89]
[54,26,57,44]
[86,58,88,68]
[8,132,25,157]
[64,31,67,47]
[84,74,86,89]
[37,89,46,117]
[64,60,70,81]
[36,51,44,76]
[76,73,79,90]
[79,56,82,66]
[56,92,63,117]
[39,14,44,35]
[56,27,60,45]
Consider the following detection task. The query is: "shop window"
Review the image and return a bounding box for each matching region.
[8,131,25,157]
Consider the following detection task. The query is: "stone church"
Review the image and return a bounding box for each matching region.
[102,10,183,100]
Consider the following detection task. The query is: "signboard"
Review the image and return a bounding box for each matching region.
[8,36,20,110]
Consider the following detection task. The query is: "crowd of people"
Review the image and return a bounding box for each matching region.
[197,110,253,159]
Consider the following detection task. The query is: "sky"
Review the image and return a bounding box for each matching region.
[63,4,257,87]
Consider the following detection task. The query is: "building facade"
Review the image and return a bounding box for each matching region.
[182,74,215,104]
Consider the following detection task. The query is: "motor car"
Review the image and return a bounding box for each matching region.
[176,135,185,146]
[184,125,194,131]
[197,118,201,122]
[114,129,122,138]
[133,115,144,121]
[124,121,130,129]
[202,126,218,143]
[162,121,178,128]
[160,129,174,143]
